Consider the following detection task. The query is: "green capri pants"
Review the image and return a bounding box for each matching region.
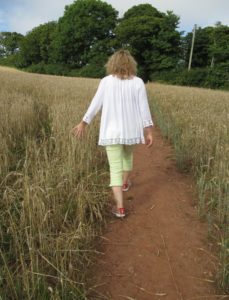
[105,144,135,187]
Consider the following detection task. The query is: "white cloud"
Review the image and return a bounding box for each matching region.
[1,0,229,35]
[106,0,229,32]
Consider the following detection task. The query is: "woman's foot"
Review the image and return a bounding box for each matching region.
[122,180,132,192]
[112,207,126,218]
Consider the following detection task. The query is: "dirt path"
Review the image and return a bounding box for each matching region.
[87,127,228,300]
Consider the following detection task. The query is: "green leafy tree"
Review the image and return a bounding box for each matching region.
[51,0,118,67]
[182,26,213,68]
[209,23,229,67]
[182,23,229,69]
[0,32,24,57]
[115,4,181,81]
[19,22,57,66]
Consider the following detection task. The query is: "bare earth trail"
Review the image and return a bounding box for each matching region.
[87,127,228,300]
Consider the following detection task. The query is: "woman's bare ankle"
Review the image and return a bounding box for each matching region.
[112,186,124,208]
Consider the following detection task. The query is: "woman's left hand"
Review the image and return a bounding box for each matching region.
[144,126,153,148]
[71,121,88,138]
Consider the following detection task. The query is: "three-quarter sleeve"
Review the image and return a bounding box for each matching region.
[138,79,154,128]
[82,79,105,124]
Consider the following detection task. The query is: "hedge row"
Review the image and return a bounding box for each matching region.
[0,56,228,90]
[151,64,229,90]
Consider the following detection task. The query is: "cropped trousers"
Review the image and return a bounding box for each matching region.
[105,144,135,187]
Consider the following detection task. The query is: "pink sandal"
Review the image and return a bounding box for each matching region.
[112,207,126,218]
[122,180,132,192]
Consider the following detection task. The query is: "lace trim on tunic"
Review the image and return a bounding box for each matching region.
[99,137,145,146]
[143,120,153,127]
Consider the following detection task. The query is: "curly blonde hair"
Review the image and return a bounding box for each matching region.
[105,49,137,79]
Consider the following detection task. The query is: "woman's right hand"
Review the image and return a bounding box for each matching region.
[71,121,88,139]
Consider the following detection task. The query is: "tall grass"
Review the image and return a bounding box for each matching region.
[0,67,109,299]
[147,83,229,292]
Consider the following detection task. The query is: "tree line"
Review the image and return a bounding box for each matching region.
[0,0,228,88]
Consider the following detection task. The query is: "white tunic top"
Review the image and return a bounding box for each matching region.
[83,75,153,146]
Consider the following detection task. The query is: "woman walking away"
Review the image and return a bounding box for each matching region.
[72,49,154,218]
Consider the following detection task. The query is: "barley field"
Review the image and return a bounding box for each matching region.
[147,82,229,291]
[0,67,109,299]
[0,67,228,298]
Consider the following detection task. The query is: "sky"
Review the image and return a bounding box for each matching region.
[0,0,228,35]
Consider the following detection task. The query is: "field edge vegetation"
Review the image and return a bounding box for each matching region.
[147,83,229,292]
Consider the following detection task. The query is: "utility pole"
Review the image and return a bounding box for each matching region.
[211,30,216,69]
[210,55,215,69]
[188,24,197,71]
